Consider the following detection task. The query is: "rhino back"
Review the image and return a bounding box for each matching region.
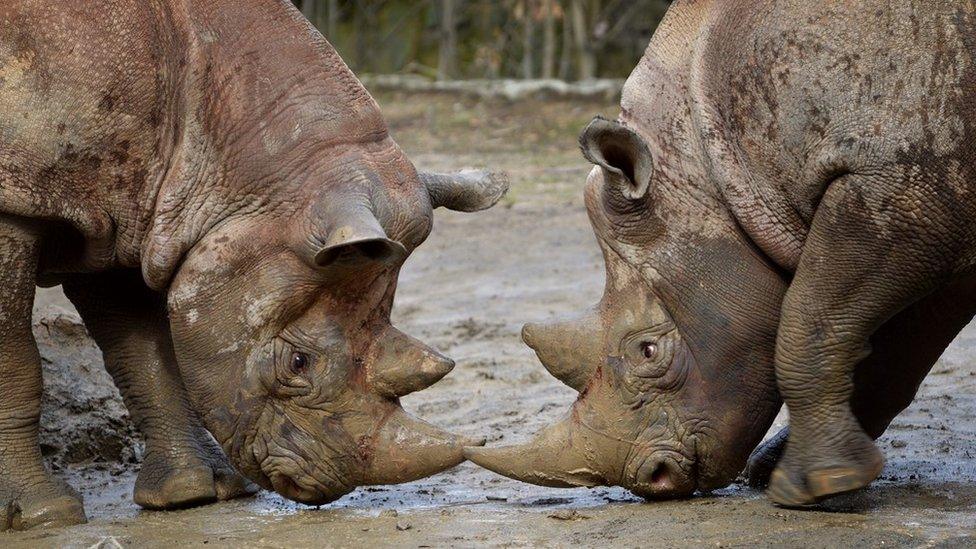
[0,1,181,273]
[0,0,392,281]
[624,0,976,270]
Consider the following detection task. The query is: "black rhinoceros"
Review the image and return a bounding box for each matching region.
[467,0,976,507]
[0,0,506,530]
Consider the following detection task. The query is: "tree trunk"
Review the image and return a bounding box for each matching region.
[438,0,459,80]
[542,0,557,79]
[326,0,339,40]
[559,1,573,80]
[354,3,379,72]
[522,0,535,79]
[570,0,595,80]
[301,0,317,28]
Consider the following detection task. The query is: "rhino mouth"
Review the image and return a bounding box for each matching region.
[269,471,347,506]
[260,453,354,506]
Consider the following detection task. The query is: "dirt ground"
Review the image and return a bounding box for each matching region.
[7,92,976,548]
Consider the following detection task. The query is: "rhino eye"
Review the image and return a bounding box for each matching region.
[641,342,658,360]
[290,352,310,374]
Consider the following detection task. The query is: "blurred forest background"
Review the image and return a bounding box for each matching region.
[291,0,672,80]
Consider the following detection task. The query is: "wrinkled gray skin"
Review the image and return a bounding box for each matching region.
[0,0,505,531]
[468,0,976,506]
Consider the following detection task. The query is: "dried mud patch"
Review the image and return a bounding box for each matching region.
[34,306,141,473]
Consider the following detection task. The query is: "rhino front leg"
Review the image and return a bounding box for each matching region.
[63,272,257,510]
[747,273,976,488]
[0,218,87,530]
[768,172,962,506]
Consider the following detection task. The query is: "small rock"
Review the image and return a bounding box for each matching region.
[891,439,907,448]
[533,497,573,506]
[396,520,413,531]
[547,510,589,521]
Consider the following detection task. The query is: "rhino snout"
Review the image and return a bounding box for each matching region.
[628,451,698,500]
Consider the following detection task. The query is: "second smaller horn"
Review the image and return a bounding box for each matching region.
[420,169,510,212]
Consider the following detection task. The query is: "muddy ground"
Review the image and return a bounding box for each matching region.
[7,92,976,548]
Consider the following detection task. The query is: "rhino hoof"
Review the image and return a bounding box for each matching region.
[806,459,884,501]
[135,457,257,510]
[767,468,817,508]
[0,481,87,531]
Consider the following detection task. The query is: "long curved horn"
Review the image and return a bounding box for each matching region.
[362,406,485,485]
[420,169,510,212]
[367,327,456,398]
[521,313,602,392]
[463,416,605,488]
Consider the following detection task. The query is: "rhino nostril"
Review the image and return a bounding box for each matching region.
[632,454,696,500]
[650,462,667,484]
[637,458,695,498]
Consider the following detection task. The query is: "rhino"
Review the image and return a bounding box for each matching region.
[0,0,506,530]
[466,0,976,506]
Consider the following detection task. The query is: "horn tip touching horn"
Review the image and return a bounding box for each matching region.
[460,436,488,448]
[463,446,508,472]
[463,445,534,479]
[463,445,602,488]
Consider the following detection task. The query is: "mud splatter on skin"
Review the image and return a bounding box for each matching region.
[0,0,508,532]
[13,92,975,547]
[461,0,976,509]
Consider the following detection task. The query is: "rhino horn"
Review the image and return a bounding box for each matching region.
[311,205,407,268]
[579,116,654,200]
[464,416,605,488]
[367,326,456,398]
[362,406,485,485]
[420,169,510,212]
[521,314,602,392]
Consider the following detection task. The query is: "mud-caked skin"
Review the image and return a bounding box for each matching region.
[0,0,505,530]
[467,0,976,506]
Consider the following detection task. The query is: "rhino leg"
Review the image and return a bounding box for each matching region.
[64,272,258,510]
[0,217,87,530]
[748,273,976,488]
[768,172,963,506]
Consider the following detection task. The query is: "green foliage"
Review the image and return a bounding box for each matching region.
[292,0,672,80]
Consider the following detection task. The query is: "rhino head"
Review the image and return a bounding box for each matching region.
[130,2,513,505]
[466,117,787,498]
[163,160,506,504]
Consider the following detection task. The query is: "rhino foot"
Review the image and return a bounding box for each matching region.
[0,478,87,531]
[767,427,883,508]
[134,436,258,510]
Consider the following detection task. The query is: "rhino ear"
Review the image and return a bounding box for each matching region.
[307,206,407,268]
[579,116,654,200]
[420,169,510,212]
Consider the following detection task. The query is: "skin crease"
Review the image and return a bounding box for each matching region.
[467,0,976,506]
[0,0,505,531]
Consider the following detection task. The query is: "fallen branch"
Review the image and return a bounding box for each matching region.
[360,74,626,101]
